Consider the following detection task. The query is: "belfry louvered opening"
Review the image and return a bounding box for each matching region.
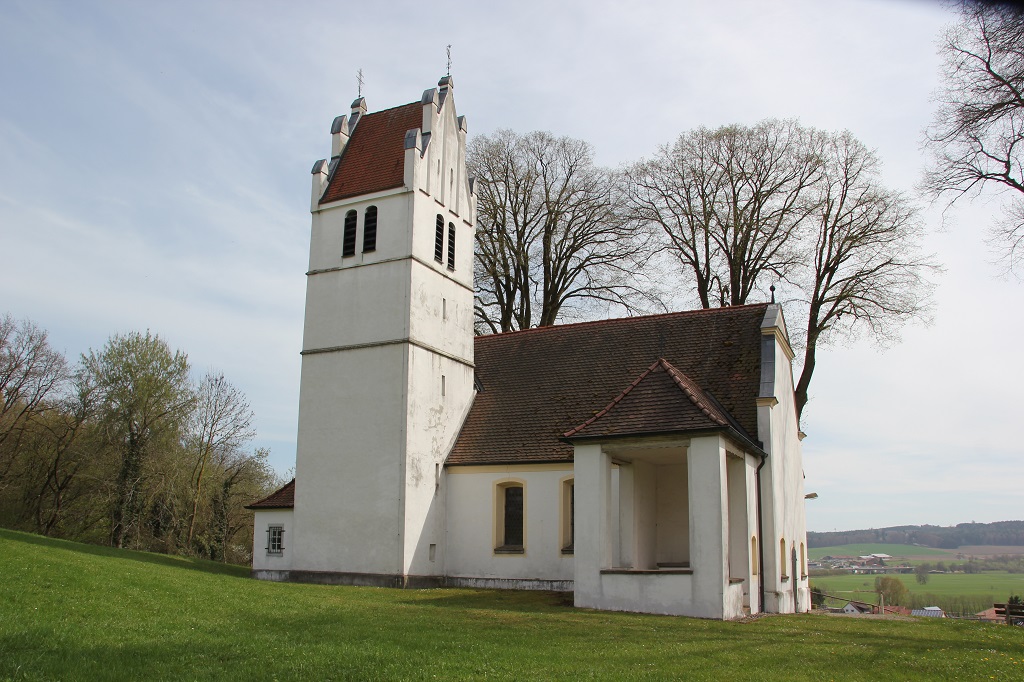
[343,210,357,257]
[434,214,444,262]
[362,206,377,252]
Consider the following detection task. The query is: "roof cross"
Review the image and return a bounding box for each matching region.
[357,68,364,98]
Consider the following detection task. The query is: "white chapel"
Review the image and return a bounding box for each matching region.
[247,77,811,619]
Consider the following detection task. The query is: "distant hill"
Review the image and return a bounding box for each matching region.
[808,521,1024,549]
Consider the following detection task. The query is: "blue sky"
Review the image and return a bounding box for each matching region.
[1,0,1020,531]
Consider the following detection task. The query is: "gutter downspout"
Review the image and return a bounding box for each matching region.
[755,452,767,614]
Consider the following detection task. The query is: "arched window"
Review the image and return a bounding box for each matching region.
[362,206,377,253]
[751,536,758,575]
[494,481,524,553]
[434,214,444,263]
[447,222,456,270]
[343,210,357,257]
[780,539,788,578]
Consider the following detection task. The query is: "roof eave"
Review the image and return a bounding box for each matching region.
[561,425,766,458]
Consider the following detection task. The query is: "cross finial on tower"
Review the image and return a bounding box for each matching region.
[357,68,364,98]
[446,45,452,77]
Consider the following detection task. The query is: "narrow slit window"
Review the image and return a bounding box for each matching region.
[780,539,787,578]
[495,483,524,553]
[343,210,357,257]
[503,486,523,548]
[362,206,377,252]
[447,222,456,270]
[434,214,444,262]
[561,479,575,554]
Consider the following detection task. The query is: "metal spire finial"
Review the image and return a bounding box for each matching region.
[770,284,776,303]
[446,44,452,77]
[357,68,364,98]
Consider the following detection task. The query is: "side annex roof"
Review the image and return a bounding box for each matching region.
[245,478,295,510]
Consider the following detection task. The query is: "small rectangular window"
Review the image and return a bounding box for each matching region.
[267,526,284,555]
[441,375,446,397]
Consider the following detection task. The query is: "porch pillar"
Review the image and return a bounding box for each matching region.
[687,435,729,619]
[573,443,612,607]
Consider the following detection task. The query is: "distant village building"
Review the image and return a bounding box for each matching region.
[912,606,946,618]
[247,77,811,620]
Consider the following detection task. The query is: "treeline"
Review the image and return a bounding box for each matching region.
[0,314,280,563]
[808,521,1024,550]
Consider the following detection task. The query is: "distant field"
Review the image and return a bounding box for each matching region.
[958,545,1024,556]
[808,544,953,560]
[811,572,1024,603]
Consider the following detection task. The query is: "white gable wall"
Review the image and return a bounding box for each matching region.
[756,305,810,613]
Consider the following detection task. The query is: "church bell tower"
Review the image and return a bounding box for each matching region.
[290,77,476,583]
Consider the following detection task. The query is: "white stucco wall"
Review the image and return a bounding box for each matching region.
[285,78,477,582]
[444,465,575,583]
[251,509,294,575]
[291,346,406,574]
[756,306,810,613]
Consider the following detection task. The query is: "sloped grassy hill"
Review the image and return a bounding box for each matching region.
[0,529,1021,681]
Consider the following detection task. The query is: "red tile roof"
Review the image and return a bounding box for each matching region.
[245,479,295,509]
[448,304,768,466]
[563,358,734,439]
[319,102,422,204]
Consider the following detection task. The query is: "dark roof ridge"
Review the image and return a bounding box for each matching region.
[659,359,730,427]
[563,359,664,438]
[476,303,770,342]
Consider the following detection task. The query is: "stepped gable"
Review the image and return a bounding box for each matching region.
[319,102,421,204]
[448,303,768,466]
[245,478,295,509]
[562,358,738,440]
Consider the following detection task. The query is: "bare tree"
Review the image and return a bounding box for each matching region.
[629,123,935,423]
[0,314,68,485]
[470,130,655,332]
[795,132,938,419]
[628,120,822,308]
[924,1,1024,272]
[185,372,255,547]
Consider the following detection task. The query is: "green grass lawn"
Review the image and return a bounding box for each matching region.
[809,543,954,560]
[2,529,1023,681]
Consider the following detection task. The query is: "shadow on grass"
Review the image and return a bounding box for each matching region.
[0,528,250,579]
[396,588,574,614]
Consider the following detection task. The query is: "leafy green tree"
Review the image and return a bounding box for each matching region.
[82,331,192,548]
[875,575,909,606]
[184,372,254,548]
